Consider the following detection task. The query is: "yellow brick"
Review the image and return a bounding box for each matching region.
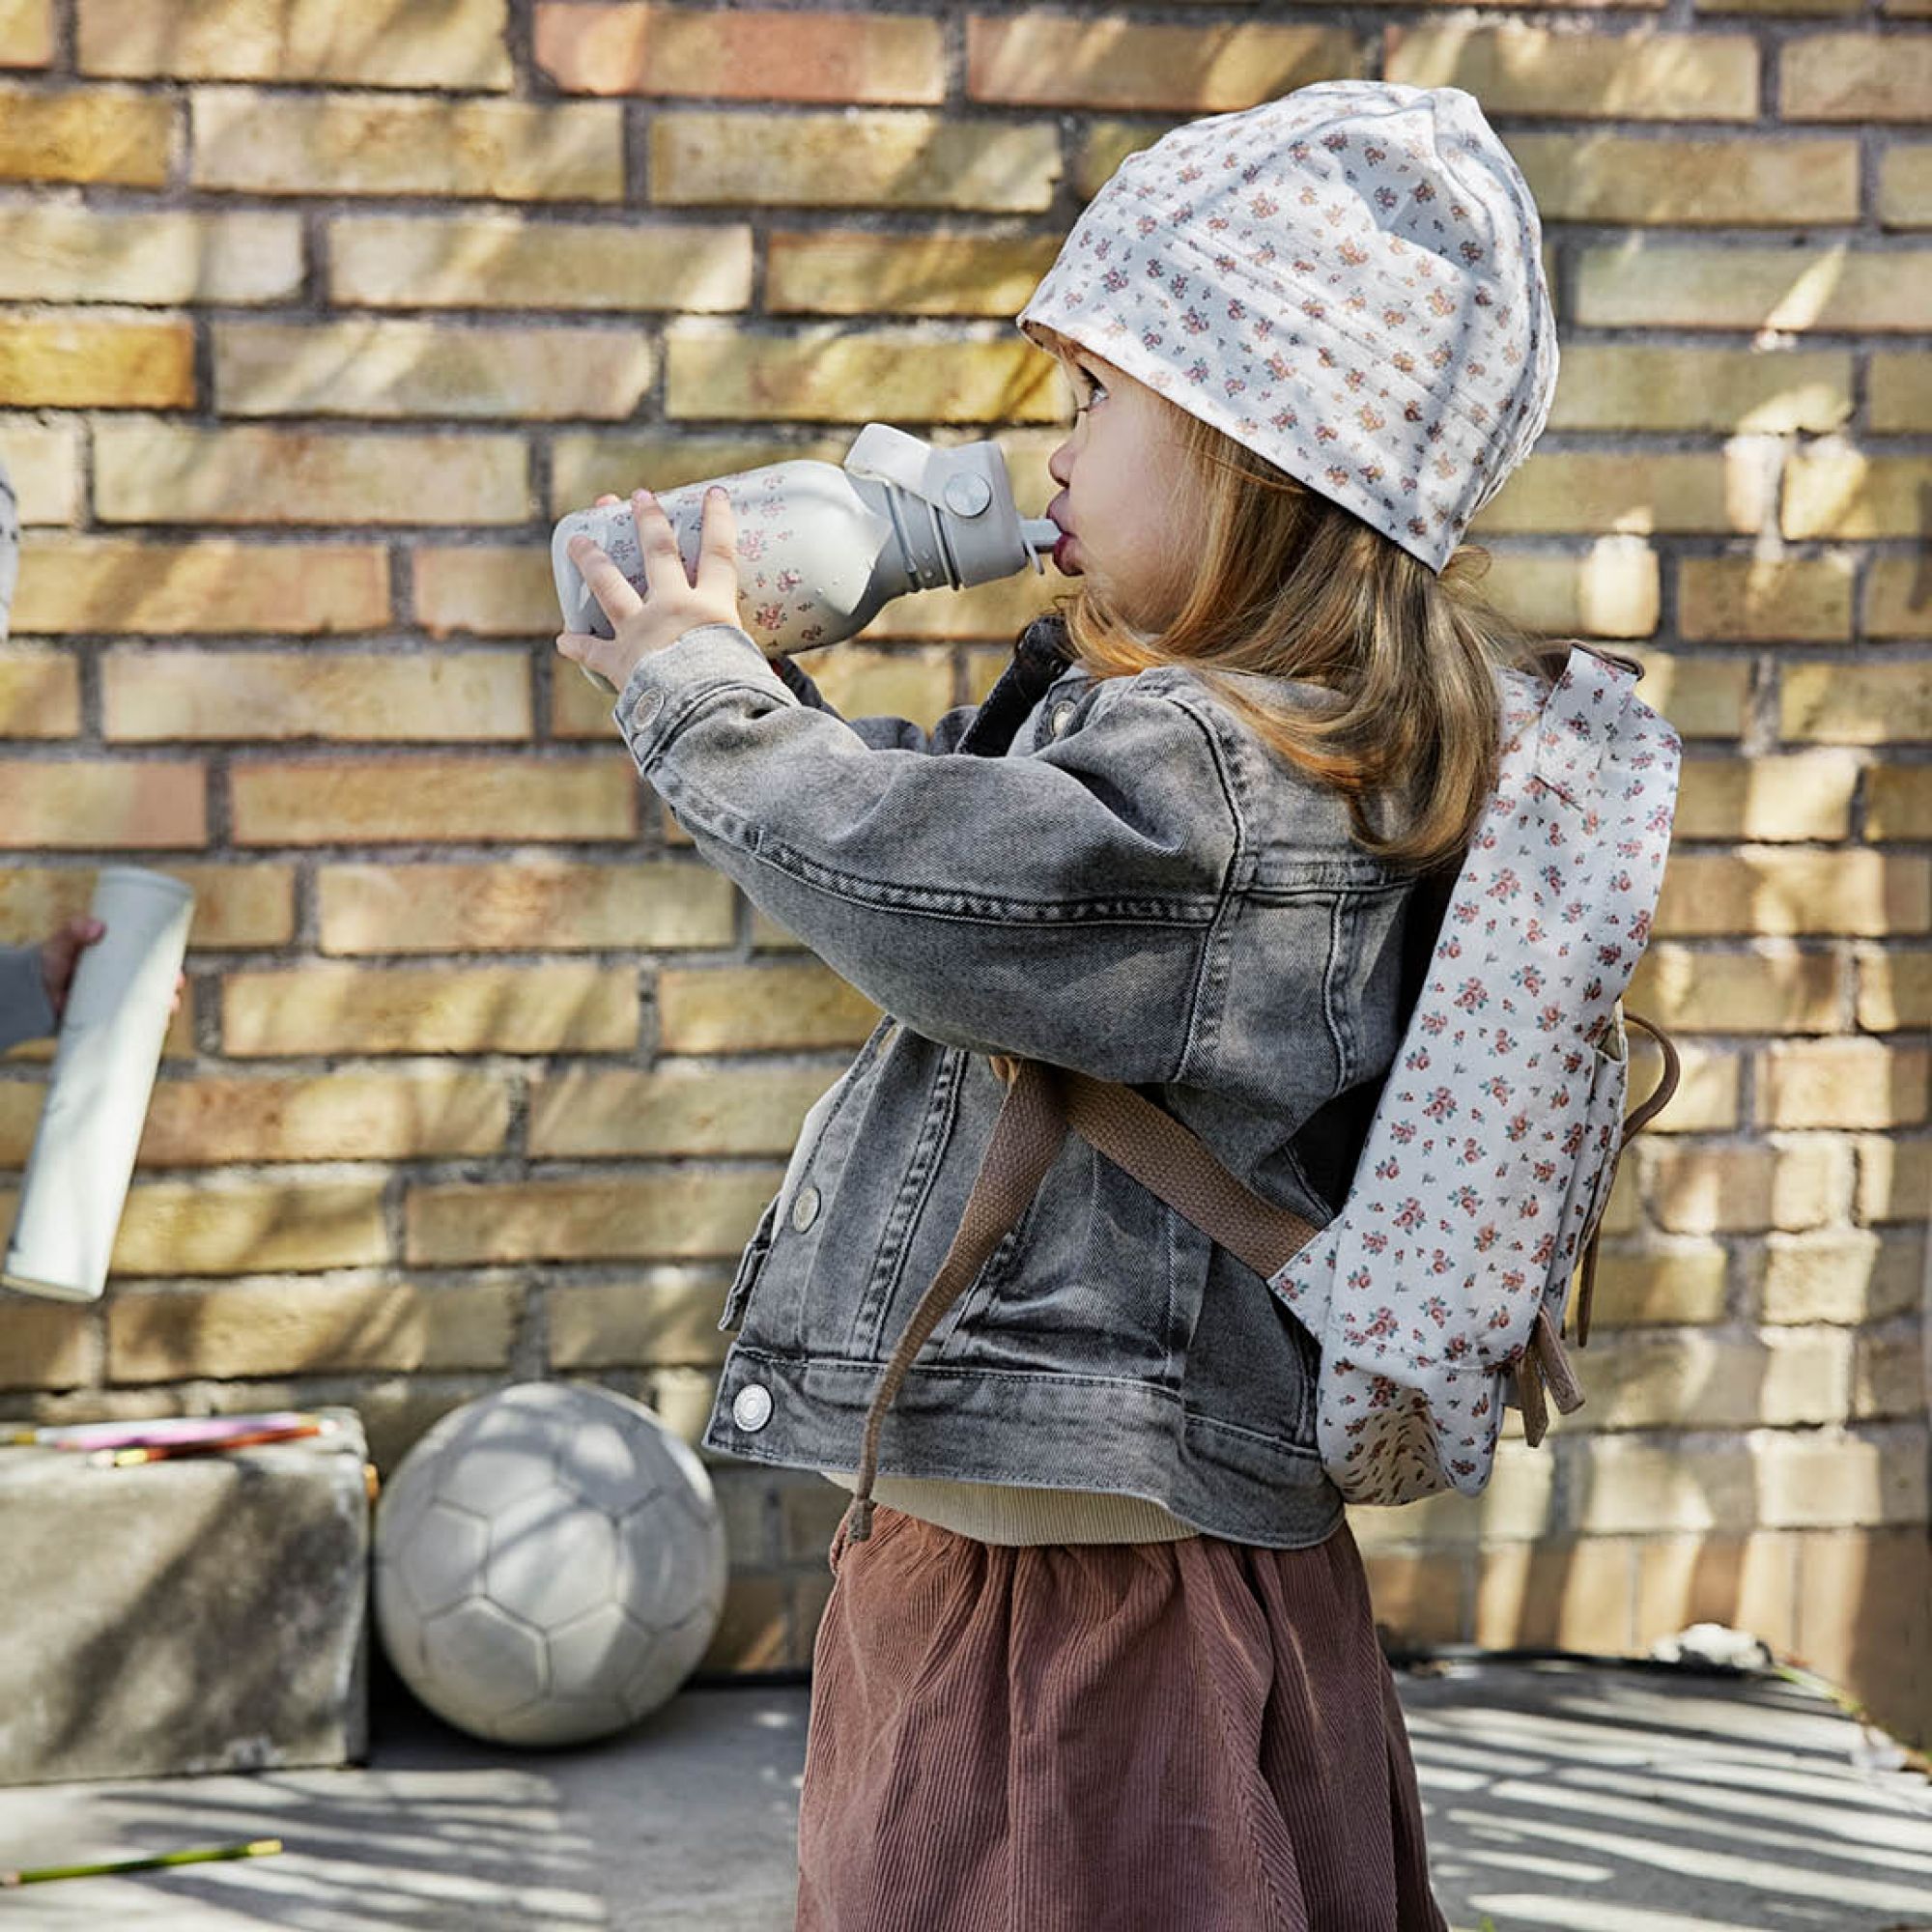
[0,863,294,949]
[0,317,194,409]
[102,647,533,744]
[1793,1529,1932,1749]
[1,419,80,524]
[331,213,751,315]
[1781,662,1932,744]
[0,645,78,737]
[405,1167,782,1264]
[223,962,637,1055]
[1348,1441,1555,1550]
[1781,33,1932,120]
[1880,145,1932,229]
[658,962,879,1052]
[1638,1138,1850,1235]
[1634,1039,1741,1133]
[1077,120,1184,200]
[1566,1435,1759,1537]
[1783,449,1932,539]
[95,424,530,526]
[1507,132,1857,225]
[1851,1328,1921,1422]
[1574,1329,1850,1431]
[528,1063,838,1157]
[667,327,1060,426]
[1473,451,1756,537]
[1547,346,1853,435]
[0,759,204,849]
[1678,556,1853,642]
[111,1177,389,1276]
[968,17,1358,110]
[1359,1551,1469,1650]
[0,0,51,66]
[0,83,174,185]
[81,0,510,85]
[317,858,734,952]
[412,546,558,639]
[1628,945,1844,1033]
[0,207,299,301]
[551,658,627,739]
[780,644,955,724]
[137,1066,510,1164]
[549,1267,736,1371]
[1387,24,1757,119]
[14,537,389,635]
[1702,0,1861,14]
[1762,1038,1929,1130]
[551,432,848,514]
[1582,1242,1730,1327]
[1480,543,1661,639]
[1656,850,1927,938]
[537,2,943,102]
[228,753,636,845]
[1855,1132,1932,1223]
[1858,948,1932,1031]
[1760,1432,1926,1531]
[1620,650,1749,740]
[1475,1539,1637,1653]
[1870,354,1932,430]
[215,320,652,420]
[1867,764,1932,840]
[1670,753,1859,840]
[767,232,1065,318]
[1634,1533,1802,1663]
[109,1275,519,1383]
[651,111,1060,213]
[193,88,620,199]
[0,1300,96,1391]
[1577,241,1932,332]
[850,568,1054,643]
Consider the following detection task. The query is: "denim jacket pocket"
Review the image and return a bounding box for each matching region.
[721,1191,781,1333]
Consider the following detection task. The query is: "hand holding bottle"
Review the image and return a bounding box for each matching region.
[554,487,743,696]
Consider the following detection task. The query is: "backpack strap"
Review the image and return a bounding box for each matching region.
[1571,1009,1681,1347]
[842,1057,1070,1542]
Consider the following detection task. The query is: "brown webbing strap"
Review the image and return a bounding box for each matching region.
[842,1058,1070,1542]
[1058,1070,1322,1279]
[1574,1009,1681,1347]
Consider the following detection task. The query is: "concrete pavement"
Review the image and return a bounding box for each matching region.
[1,1656,1929,1930]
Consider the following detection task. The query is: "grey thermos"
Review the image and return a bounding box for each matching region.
[552,424,1059,691]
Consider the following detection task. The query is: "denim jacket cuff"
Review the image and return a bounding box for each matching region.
[613,622,797,768]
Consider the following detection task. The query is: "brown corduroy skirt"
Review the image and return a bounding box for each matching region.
[796,1506,1448,1932]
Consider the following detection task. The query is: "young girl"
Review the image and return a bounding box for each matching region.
[559,79,1555,1932]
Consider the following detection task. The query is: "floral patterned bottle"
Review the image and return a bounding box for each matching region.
[552,425,1059,691]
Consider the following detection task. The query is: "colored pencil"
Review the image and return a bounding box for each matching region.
[1,1838,283,1887]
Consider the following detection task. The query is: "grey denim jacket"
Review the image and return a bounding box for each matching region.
[613,613,1420,1548]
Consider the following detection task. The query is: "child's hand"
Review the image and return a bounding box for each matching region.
[555,487,743,696]
[38,916,102,1019]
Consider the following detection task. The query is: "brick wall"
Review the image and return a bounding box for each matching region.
[0,0,1925,1734]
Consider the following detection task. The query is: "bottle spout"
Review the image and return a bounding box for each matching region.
[1019,518,1060,574]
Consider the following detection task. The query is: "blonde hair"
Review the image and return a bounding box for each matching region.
[1061,406,1538,871]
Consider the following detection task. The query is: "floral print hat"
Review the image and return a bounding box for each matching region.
[1017,80,1558,574]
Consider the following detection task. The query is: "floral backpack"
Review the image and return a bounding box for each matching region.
[843,642,1681,1537]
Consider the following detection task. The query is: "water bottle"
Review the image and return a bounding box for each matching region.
[552,424,1060,692]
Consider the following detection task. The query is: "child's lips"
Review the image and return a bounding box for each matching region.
[1052,529,1079,574]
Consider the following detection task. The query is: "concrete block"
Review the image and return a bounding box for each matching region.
[0,1409,369,1784]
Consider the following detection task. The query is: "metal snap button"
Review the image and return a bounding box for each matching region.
[1049,701,1076,737]
[629,688,664,725]
[789,1184,820,1233]
[731,1382,774,1433]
